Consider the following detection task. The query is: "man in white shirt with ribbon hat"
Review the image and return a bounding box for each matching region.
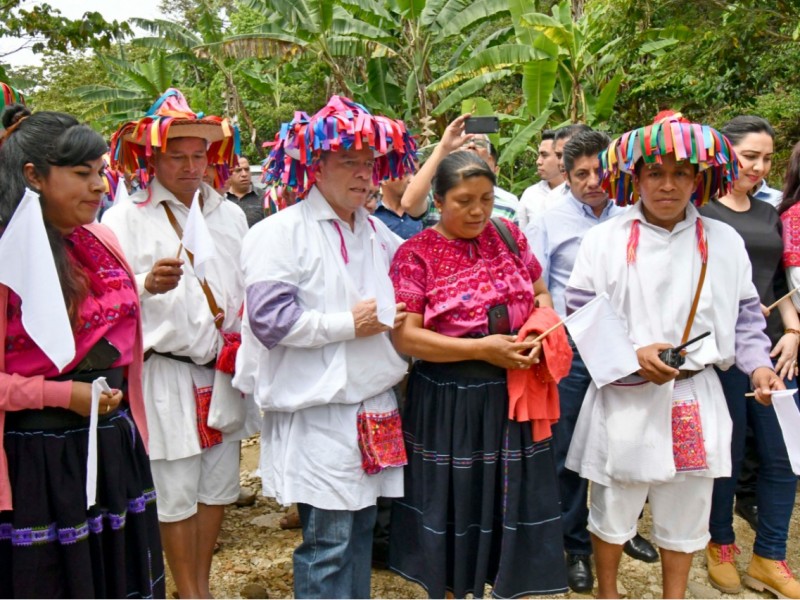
[235,95,415,598]
[564,111,783,599]
[102,88,257,599]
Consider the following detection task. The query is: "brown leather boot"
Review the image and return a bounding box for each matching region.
[743,554,800,599]
[706,542,742,594]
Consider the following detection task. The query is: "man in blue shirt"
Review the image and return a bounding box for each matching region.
[373,171,423,240]
[525,130,656,592]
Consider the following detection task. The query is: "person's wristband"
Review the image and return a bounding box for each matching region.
[784,328,800,336]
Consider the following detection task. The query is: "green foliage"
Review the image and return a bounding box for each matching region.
[1,1,131,56]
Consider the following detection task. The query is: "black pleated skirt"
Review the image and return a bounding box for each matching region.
[0,406,165,598]
[388,360,568,598]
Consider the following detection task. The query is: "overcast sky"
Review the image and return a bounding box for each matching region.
[1,0,165,67]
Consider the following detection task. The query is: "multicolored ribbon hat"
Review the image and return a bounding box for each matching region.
[264,95,417,198]
[601,110,739,207]
[109,88,240,183]
[1,82,25,114]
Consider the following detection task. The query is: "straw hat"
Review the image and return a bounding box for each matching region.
[110,88,239,180]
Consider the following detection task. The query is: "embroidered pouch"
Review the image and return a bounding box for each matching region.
[195,384,223,449]
[357,408,407,475]
[671,380,707,472]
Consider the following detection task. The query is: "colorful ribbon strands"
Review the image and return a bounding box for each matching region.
[110,88,240,185]
[264,95,417,198]
[0,83,24,111]
[601,111,739,207]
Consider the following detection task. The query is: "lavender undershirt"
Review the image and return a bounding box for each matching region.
[246,281,303,350]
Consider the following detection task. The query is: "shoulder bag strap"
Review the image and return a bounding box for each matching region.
[161,201,224,329]
[489,217,520,257]
[680,257,707,345]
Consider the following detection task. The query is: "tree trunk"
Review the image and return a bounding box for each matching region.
[572,0,584,19]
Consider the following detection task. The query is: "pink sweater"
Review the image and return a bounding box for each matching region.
[0,223,149,511]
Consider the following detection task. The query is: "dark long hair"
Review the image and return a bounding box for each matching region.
[0,105,108,323]
[432,151,496,201]
[779,141,800,215]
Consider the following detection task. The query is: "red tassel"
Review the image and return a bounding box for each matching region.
[215,332,241,375]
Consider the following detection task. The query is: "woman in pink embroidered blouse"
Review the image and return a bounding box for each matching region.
[0,106,164,598]
[387,151,568,597]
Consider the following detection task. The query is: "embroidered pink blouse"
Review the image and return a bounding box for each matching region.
[5,227,138,377]
[390,219,542,338]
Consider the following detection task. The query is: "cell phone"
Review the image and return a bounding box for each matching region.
[464,116,499,134]
[488,304,511,335]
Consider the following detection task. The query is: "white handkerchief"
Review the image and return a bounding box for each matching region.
[565,293,640,387]
[0,189,75,371]
[371,233,396,328]
[87,377,112,509]
[771,388,800,475]
[182,190,217,282]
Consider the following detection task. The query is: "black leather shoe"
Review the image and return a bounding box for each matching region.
[623,533,659,563]
[734,500,758,532]
[566,553,594,593]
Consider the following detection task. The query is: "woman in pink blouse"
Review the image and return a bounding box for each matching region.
[0,106,164,598]
[387,151,568,597]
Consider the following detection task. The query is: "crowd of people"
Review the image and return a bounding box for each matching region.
[1,78,800,600]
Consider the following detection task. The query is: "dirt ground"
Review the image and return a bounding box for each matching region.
[167,436,800,599]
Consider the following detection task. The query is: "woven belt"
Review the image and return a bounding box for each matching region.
[143,349,216,369]
[675,369,703,381]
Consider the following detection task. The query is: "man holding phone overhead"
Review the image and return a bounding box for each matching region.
[401,113,520,225]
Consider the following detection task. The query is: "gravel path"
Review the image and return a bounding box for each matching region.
[165,437,799,599]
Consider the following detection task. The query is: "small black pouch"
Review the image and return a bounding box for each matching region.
[73,337,121,373]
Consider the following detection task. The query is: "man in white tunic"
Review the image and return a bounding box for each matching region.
[236,95,416,598]
[102,89,255,599]
[564,113,783,599]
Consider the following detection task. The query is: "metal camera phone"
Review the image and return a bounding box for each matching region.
[488,304,511,335]
[658,331,711,369]
[464,116,499,134]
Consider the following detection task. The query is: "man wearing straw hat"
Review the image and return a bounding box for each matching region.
[234,95,415,598]
[563,111,783,599]
[102,88,257,599]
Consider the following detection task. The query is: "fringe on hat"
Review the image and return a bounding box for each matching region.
[109,88,240,182]
[601,111,738,207]
[263,95,417,198]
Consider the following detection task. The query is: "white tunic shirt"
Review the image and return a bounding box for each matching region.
[518,180,567,228]
[237,186,406,510]
[102,180,253,460]
[565,203,766,485]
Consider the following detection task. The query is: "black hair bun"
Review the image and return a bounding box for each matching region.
[1,104,31,129]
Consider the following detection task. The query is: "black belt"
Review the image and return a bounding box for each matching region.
[6,367,125,432]
[143,349,216,369]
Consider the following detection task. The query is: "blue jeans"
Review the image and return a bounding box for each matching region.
[294,503,377,599]
[552,341,593,556]
[709,365,798,559]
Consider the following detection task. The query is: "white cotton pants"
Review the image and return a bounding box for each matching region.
[150,440,241,522]
[588,475,714,553]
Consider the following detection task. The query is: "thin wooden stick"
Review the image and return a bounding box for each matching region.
[532,320,565,343]
[767,285,800,312]
[745,391,773,397]
[175,242,183,259]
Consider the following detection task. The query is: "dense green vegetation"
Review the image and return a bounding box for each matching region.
[3,0,799,193]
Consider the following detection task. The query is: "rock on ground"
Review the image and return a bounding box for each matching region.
[162,436,798,599]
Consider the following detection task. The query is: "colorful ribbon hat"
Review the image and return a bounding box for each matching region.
[601,110,739,207]
[263,95,417,198]
[0,82,25,113]
[109,88,240,181]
